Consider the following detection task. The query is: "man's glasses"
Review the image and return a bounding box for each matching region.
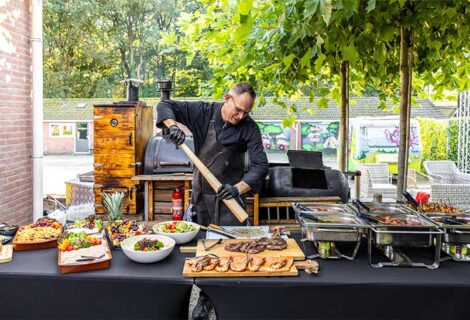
[230,95,252,117]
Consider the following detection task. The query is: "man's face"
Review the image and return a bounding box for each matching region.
[224,93,254,125]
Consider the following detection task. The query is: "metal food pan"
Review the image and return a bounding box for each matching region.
[366,213,442,247]
[299,213,369,242]
[303,226,365,242]
[426,215,470,244]
[406,203,467,216]
[294,203,354,214]
[348,203,414,215]
[371,229,434,247]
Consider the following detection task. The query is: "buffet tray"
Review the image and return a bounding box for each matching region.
[58,239,112,274]
[293,203,354,214]
[13,227,62,251]
[365,213,442,247]
[298,213,369,242]
[425,214,470,244]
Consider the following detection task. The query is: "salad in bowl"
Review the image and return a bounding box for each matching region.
[120,234,175,263]
[153,221,200,244]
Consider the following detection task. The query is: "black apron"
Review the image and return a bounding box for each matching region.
[192,107,247,226]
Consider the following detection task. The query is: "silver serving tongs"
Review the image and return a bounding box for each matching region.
[202,238,223,251]
[352,200,381,224]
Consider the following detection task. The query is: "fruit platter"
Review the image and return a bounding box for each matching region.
[58,231,112,273]
[107,219,147,248]
[13,217,63,251]
[66,215,103,235]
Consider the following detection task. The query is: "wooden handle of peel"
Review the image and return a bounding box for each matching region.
[180,143,248,223]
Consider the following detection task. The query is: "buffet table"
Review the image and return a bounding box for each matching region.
[195,236,470,320]
[0,246,193,319]
[2,233,470,319]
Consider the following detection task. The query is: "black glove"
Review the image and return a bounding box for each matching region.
[217,184,239,200]
[168,125,185,148]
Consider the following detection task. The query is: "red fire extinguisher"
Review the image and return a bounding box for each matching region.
[171,187,183,221]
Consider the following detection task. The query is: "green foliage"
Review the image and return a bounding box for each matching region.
[164,0,469,110]
[43,0,211,98]
[416,117,449,171]
[447,119,459,163]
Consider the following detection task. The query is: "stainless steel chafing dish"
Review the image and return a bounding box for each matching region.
[350,200,444,269]
[293,203,355,214]
[293,203,369,260]
[424,214,470,262]
[405,202,468,216]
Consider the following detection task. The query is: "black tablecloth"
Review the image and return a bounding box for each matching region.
[0,245,194,319]
[196,236,470,320]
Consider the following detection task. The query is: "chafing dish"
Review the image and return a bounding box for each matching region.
[406,202,468,216]
[426,215,470,243]
[349,202,415,215]
[425,214,470,262]
[351,202,444,269]
[294,205,369,260]
[293,203,354,214]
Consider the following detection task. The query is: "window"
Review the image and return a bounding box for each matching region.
[49,123,74,137]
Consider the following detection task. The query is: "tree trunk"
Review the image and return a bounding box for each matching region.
[338,61,349,172]
[397,26,414,200]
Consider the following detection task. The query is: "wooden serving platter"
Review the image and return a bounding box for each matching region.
[58,240,112,274]
[0,245,13,264]
[195,239,305,261]
[13,227,62,251]
[182,256,298,278]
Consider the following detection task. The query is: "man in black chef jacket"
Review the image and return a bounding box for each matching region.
[156,83,269,320]
[156,83,269,226]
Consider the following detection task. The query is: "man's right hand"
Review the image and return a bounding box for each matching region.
[168,125,185,148]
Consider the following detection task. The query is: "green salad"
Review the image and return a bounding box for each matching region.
[156,221,196,234]
[134,238,164,251]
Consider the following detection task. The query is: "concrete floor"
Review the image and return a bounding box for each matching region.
[43,155,93,196]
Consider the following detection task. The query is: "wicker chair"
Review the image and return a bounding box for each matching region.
[357,163,397,199]
[431,184,470,210]
[423,160,470,184]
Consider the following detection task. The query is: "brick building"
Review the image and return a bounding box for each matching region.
[0,0,33,225]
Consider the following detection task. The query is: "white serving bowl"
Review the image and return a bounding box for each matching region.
[152,221,200,245]
[120,234,175,263]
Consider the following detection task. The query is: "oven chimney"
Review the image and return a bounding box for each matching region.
[122,78,144,102]
[157,80,172,100]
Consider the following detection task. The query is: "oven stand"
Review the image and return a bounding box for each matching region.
[368,234,442,269]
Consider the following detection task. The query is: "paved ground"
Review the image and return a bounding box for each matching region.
[43,155,93,196]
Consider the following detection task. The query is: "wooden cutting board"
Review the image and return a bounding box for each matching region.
[195,238,305,261]
[182,256,298,278]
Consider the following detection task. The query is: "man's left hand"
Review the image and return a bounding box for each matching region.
[217,184,239,200]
